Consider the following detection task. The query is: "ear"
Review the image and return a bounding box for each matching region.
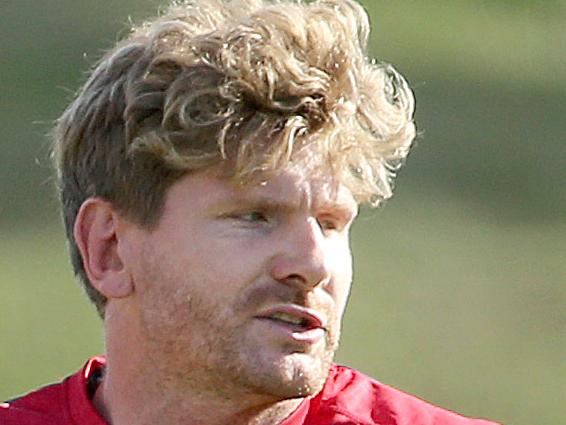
[74,198,134,299]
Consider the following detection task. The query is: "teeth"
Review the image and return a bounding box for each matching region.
[269,312,305,326]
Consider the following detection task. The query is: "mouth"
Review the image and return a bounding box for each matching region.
[255,305,326,334]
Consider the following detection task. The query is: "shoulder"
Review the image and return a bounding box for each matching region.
[0,357,106,425]
[0,381,68,425]
[306,365,501,425]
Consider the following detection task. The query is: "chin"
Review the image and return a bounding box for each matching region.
[241,351,334,400]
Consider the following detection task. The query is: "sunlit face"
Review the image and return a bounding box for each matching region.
[122,165,358,402]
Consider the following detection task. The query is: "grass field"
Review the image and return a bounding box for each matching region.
[1,1,565,424]
[2,193,564,425]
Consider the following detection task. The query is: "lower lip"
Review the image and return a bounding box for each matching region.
[256,318,326,344]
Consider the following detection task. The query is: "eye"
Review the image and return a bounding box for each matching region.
[317,217,341,233]
[240,211,269,223]
[224,209,272,226]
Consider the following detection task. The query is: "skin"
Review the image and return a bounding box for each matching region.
[75,164,358,425]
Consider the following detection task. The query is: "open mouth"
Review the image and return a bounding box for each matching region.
[264,312,313,330]
[256,306,325,333]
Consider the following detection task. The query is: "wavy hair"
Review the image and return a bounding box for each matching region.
[53,0,416,316]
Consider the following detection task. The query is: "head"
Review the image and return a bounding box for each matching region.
[53,0,415,401]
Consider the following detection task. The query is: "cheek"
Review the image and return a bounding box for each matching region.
[328,241,353,316]
[124,229,199,323]
[134,227,266,308]
[132,241,219,342]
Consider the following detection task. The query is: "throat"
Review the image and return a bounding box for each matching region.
[229,398,305,425]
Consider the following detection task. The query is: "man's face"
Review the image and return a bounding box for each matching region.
[122,165,357,401]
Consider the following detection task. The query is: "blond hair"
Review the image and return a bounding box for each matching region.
[53,0,416,316]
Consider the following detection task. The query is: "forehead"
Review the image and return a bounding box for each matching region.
[168,163,359,217]
[224,147,359,207]
[235,166,358,212]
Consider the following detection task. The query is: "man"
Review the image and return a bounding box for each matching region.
[1,0,500,424]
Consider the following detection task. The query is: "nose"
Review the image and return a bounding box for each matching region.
[270,217,331,290]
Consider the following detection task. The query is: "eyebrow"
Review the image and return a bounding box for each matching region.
[319,200,359,220]
[215,194,299,214]
[215,190,358,222]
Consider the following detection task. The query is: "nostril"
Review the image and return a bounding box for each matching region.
[281,274,306,286]
[277,272,330,291]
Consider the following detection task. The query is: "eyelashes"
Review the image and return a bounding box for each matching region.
[225,209,347,235]
[237,211,271,224]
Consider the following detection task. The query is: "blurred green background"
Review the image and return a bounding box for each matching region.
[1,1,564,424]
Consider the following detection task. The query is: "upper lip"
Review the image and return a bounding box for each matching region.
[255,305,327,330]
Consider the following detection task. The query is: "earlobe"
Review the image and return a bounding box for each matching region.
[74,198,134,299]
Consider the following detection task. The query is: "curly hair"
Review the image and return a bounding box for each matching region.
[53,0,416,317]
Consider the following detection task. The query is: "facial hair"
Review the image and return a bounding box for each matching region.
[138,274,341,402]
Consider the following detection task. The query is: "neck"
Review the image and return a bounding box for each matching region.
[94,303,305,425]
[94,379,303,425]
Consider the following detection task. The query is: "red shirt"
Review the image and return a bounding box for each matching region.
[1,357,500,425]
